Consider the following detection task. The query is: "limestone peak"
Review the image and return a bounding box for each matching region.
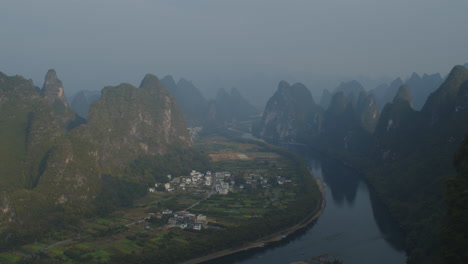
[41,69,68,107]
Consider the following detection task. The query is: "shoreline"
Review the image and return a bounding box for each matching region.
[181,178,326,264]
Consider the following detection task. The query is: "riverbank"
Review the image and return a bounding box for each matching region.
[181,178,326,264]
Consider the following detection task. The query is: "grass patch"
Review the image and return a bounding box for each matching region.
[96,219,112,226]
[114,218,131,223]
[113,239,142,254]
[46,246,65,256]
[87,249,111,261]
[75,242,93,249]
[0,253,22,263]
[172,237,190,245]
[23,242,47,251]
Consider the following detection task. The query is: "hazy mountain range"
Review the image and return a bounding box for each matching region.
[1,63,467,263]
[254,64,468,264]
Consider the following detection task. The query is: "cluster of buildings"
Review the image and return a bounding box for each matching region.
[150,210,207,231]
[171,170,213,190]
[276,176,292,185]
[246,173,269,189]
[148,170,293,195]
[213,171,234,194]
[187,126,202,141]
[148,170,236,195]
[144,172,294,231]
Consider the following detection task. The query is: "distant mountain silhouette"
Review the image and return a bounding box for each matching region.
[70,90,101,118]
[334,80,364,107]
[319,89,332,110]
[253,81,321,142]
[212,87,259,125]
[405,72,443,110]
[372,72,443,111]
[161,76,209,126]
[372,77,403,111]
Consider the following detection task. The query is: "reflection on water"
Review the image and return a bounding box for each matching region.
[320,159,360,206]
[368,188,406,252]
[308,151,405,253]
[202,144,406,264]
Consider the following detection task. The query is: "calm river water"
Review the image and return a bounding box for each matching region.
[203,144,407,264]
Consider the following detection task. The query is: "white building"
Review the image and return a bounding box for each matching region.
[205,175,212,186]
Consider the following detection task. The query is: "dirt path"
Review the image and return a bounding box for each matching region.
[41,238,74,251]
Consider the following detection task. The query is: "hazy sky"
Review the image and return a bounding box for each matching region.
[1,0,468,96]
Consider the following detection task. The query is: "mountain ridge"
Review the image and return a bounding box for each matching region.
[0,70,198,244]
[254,64,468,264]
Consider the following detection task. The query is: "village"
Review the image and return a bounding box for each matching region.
[0,136,309,263]
[146,169,293,230]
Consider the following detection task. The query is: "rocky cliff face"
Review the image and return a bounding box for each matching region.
[0,71,81,191]
[374,86,419,160]
[356,91,379,133]
[0,70,96,237]
[0,71,193,240]
[84,74,191,174]
[254,81,321,142]
[256,80,378,149]
[369,65,468,264]
[41,69,69,108]
[422,65,468,126]
[373,65,468,177]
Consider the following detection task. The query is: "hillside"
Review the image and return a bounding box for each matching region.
[253,81,322,142]
[83,74,191,174]
[443,134,468,263]
[358,65,468,263]
[254,64,468,264]
[0,71,203,247]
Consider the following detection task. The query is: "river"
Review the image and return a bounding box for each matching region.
[202,143,407,264]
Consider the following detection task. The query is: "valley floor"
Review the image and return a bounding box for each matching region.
[0,136,323,264]
[181,178,326,264]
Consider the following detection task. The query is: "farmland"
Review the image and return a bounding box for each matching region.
[0,136,320,264]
